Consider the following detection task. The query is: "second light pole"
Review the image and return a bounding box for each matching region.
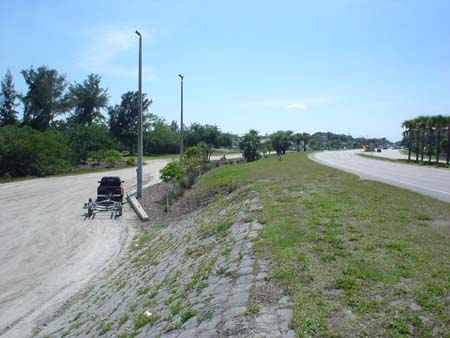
[178,74,184,162]
[135,30,143,199]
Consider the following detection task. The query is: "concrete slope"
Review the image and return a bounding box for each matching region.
[311,150,450,203]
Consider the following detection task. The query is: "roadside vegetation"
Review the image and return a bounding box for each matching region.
[401,115,450,165]
[194,152,450,337]
[0,67,236,180]
[0,67,395,182]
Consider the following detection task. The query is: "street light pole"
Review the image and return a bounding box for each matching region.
[178,74,184,162]
[135,30,143,199]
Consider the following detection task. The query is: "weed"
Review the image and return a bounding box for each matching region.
[245,303,260,315]
[180,308,197,323]
[134,313,160,329]
[98,322,112,335]
[119,313,129,327]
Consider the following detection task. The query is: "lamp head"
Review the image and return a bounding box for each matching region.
[135,30,141,37]
[178,74,184,79]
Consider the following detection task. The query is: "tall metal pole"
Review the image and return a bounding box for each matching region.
[136,31,143,199]
[178,74,184,162]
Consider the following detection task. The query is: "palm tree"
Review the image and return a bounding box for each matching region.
[413,115,429,162]
[427,118,435,163]
[401,119,414,161]
[302,133,311,151]
[411,117,422,161]
[420,119,426,162]
[432,115,448,163]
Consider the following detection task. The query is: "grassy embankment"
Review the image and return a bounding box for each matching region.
[194,152,450,337]
[358,153,450,169]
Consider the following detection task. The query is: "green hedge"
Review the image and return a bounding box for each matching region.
[0,125,72,177]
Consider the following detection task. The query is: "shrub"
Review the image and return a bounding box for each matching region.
[160,161,186,183]
[91,150,106,163]
[180,174,196,189]
[105,149,122,167]
[0,125,72,177]
[239,130,261,162]
[125,157,136,166]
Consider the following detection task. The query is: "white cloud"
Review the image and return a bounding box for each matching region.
[287,103,309,110]
[233,96,336,111]
[76,26,156,80]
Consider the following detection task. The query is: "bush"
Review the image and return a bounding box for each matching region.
[62,123,115,163]
[180,174,196,189]
[105,149,122,167]
[160,161,186,183]
[0,125,72,177]
[125,157,136,166]
[91,150,106,163]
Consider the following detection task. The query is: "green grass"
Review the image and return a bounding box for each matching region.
[194,152,450,337]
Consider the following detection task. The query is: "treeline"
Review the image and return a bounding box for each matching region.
[0,67,236,178]
[238,130,392,162]
[401,115,450,164]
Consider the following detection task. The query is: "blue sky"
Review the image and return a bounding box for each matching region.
[1,0,450,141]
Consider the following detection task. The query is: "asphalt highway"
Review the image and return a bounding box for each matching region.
[311,150,450,203]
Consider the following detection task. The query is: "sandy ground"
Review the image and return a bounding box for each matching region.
[0,159,170,338]
[311,150,450,203]
[0,153,242,338]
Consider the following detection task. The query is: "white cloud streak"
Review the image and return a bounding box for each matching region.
[76,26,156,80]
[234,96,337,111]
[287,103,309,110]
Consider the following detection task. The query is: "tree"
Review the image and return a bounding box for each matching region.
[431,115,448,163]
[0,70,20,126]
[160,161,186,183]
[239,130,260,162]
[183,145,203,177]
[21,66,69,131]
[401,119,415,161]
[293,133,302,152]
[68,74,108,126]
[271,130,293,155]
[144,120,179,155]
[302,132,311,151]
[185,123,218,147]
[63,121,115,162]
[169,120,179,132]
[108,91,151,154]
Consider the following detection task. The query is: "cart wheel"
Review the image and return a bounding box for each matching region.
[118,206,123,217]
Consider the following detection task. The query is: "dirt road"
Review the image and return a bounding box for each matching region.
[0,154,243,338]
[0,159,170,338]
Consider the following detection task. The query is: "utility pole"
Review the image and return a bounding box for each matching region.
[178,74,184,162]
[135,30,143,199]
